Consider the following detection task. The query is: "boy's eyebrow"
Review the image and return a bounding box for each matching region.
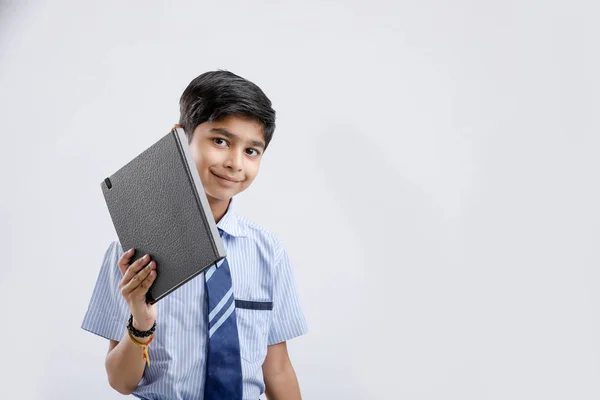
[210,127,265,150]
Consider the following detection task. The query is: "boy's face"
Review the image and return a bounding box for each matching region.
[189,115,266,204]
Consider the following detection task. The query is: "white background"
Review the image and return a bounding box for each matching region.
[0,0,598,399]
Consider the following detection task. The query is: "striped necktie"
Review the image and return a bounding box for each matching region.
[203,228,243,400]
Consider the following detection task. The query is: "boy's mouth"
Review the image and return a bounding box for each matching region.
[211,171,241,186]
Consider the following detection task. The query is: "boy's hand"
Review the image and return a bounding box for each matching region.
[118,249,158,332]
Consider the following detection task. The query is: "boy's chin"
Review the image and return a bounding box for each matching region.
[205,187,239,202]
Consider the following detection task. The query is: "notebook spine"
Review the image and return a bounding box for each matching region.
[172,129,219,258]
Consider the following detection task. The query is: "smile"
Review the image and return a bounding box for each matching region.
[211,171,241,187]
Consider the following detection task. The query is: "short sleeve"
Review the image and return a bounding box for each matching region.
[81,240,130,341]
[268,242,308,345]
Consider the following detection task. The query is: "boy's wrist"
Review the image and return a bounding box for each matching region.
[132,318,155,332]
[130,334,152,344]
[131,333,153,344]
[128,314,156,339]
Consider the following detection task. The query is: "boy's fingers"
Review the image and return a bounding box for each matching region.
[131,270,157,300]
[121,254,152,284]
[122,261,155,295]
[118,248,135,275]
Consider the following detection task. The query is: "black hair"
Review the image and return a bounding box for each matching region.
[178,70,276,150]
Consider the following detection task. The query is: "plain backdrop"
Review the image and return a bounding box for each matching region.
[0,0,598,399]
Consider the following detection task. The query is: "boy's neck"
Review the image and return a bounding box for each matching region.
[207,196,231,224]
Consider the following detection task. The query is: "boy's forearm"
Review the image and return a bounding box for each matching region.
[264,364,302,400]
[104,331,148,395]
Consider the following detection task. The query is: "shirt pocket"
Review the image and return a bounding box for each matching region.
[235,302,272,363]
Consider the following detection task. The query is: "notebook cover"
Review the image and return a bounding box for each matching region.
[100,127,226,304]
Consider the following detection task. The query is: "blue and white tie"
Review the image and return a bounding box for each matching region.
[204,228,243,400]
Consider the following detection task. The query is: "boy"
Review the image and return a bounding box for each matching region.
[81,70,308,399]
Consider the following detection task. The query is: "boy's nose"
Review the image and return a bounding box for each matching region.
[224,150,243,171]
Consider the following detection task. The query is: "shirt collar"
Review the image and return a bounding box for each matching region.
[216,196,247,238]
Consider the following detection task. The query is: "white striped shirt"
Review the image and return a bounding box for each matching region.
[81,197,308,399]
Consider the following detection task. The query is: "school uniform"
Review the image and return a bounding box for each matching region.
[82,196,308,399]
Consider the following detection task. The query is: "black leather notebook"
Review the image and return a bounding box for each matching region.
[100,127,226,304]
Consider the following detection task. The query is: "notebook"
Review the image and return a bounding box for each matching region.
[100,127,226,304]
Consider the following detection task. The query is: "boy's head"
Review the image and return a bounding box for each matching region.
[178,70,276,205]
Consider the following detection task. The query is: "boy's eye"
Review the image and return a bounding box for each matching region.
[213,138,260,156]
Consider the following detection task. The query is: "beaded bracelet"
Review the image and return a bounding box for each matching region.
[127,314,156,338]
